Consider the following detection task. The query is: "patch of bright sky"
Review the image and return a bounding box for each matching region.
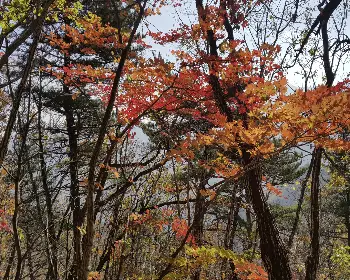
[142,0,350,90]
[141,1,196,60]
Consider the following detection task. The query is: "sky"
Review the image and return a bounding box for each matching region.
[143,0,350,90]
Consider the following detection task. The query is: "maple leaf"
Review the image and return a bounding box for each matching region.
[172,217,195,244]
[281,123,293,140]
[266,182,282,197]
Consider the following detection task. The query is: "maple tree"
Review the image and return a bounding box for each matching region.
[1,0,350,280]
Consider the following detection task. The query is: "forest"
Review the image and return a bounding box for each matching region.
[0,0,350,279]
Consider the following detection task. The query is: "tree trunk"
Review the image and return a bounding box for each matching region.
[191,184,207,280]
[305,148,322,280]
[288,151,315,249]
[3,246,16,280]
[64,105,83,280]
[38,83,58,279]
[0,33,39,166]
[25,228,35,280]
[13,92,32,280]
[243,151,292,280]
[346,189,350,247]
[223,188,240,280]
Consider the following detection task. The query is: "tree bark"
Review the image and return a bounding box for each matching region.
[243,151,292,280]
[304,2,339,275]
[346,189,350,247]
[64,105,83,280]
[223,187,240,280]
[37,78,58,279]
[191,181,208,280]
[305,148,322,280]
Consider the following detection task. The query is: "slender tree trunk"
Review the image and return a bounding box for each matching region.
[96,196,124,272]
[305,148,322,280]
[346,189,350,247]
[65,214,72,280]
[27,159,55,279]
[0,36,38,166]
[288,151,315,249]
[3,245,16,280]
[64,105,83,280]
[37,79,58,279]
[192,184,207,280]
[13,93,32,280]
[25,228,35,280]
[304,1,338,274]
[12,187,22,280]
[245,203,253,251]
[57,23,83,279]
[223,188,240,280]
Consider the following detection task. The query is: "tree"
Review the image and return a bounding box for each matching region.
[1,0,350,279]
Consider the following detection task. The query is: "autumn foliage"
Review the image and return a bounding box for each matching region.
[1,0,350,279]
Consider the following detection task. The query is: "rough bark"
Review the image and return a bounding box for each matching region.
[243,151,292,280]
[223,188,240,280]
[191,181,208,280]
[305,148,322,280]
[64,104,83,280]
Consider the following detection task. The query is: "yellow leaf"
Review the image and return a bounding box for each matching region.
[77,226,86,235]
[72,92,79,100]
[281,123,293,140]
